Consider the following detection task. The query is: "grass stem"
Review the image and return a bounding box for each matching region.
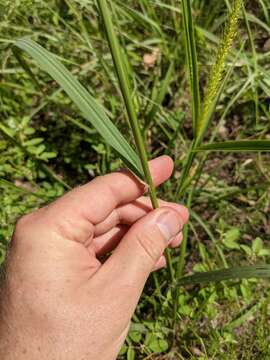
[97,0,174,282]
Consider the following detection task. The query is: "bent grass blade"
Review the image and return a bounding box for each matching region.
[14,38,143,179]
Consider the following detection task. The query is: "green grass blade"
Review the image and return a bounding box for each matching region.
[115,1,163,37]
[196,140,270,152]
[0,178,32,195]
[176,264,270,286]
[14,38,143,179]
[191,210,228,268]
[259,0,270,24]
[144,60,174,131]
[97,0,175,283]
[0,178,45,200]
[242,4,259,126]
[12,47,40,89]
[97,0,158,208]
[181,0,200,134]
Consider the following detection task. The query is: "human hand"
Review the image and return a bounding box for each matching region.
[0,156,189,360]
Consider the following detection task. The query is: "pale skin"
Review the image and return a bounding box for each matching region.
[0,156,189,360]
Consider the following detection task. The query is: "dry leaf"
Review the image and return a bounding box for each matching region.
[143,48,160,69]
[263,38,270,52]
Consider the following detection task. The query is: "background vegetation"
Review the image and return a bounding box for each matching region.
[1,0,270,358]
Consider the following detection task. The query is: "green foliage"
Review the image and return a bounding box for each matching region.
[177,265,270,286]
[15,38,143,179]
[96,0,158,206]
[181,0,200,133]
[197,140,270,152]
[1,0,270,358]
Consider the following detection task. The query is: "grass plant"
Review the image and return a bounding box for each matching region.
[1,0,270,357]
[13,0,270,333]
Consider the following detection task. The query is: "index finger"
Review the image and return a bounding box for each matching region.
[48,155,174,226]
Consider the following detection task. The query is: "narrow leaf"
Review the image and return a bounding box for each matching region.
[14,38,143,178]
[144,61,174,130]
[97,0,158,207]
[176,264,270,286]
[196,140,270,152]
[12,47,40,88]
[0,178,44,200]
[97,0,175,283]
[181,0,200,133]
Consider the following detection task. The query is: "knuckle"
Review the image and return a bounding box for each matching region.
[15,213,32,232]
[92,174,106,185]
[12,213,34,247]
[13,210,40,238]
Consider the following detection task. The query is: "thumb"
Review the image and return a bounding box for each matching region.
[100,206,187,294]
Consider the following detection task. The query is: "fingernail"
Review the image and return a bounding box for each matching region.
[156,210,183,242]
